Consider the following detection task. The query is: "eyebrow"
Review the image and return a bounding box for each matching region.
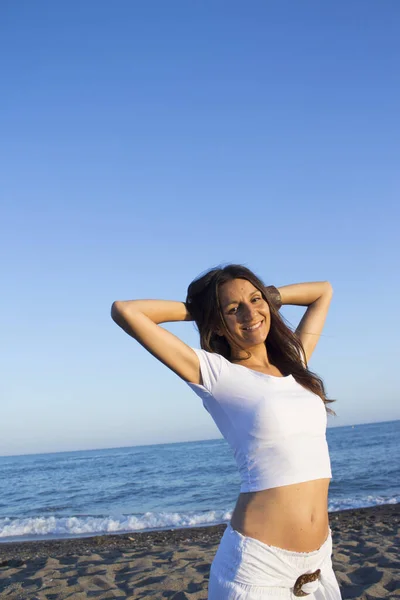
[223,290,261,310]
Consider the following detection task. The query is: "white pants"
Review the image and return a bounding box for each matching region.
[208,524,342,599]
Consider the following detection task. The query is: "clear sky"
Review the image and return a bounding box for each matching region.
[1,1,399,456]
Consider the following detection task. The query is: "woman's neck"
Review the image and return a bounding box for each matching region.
[231,344,271,368]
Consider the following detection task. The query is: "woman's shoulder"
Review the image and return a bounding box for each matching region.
[193,348,232,367]
[190,348,232,391]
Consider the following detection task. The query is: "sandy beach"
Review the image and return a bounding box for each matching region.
[0,504,399,599]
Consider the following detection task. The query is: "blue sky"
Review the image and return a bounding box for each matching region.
[1,1,399,456]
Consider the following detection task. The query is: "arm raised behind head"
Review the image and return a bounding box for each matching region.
[111,299,201,384]
[277,281,333,364]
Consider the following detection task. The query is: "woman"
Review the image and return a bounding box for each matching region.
[111,264,342,599]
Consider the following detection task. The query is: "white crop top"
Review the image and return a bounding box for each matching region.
[187,349,332,493]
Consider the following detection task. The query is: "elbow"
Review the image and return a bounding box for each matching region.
[324,281,333,296]
[111,301,124,323]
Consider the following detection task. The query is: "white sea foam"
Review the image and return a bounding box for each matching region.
[328,494,400,511]
[0,509,232,541]
[0,495,398,542]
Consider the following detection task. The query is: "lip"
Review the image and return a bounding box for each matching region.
[242,320,263,332]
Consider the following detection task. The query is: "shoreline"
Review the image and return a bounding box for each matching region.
[0,504,398,561]
[1,503,399,599]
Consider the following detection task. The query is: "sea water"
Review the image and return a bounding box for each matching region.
[0,420,398,542]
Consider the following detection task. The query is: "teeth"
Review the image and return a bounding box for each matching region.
[244,322,262,331]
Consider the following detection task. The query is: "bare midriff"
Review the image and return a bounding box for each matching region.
[230,478,331,553]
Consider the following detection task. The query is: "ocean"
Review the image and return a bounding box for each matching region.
[0,420,399,543]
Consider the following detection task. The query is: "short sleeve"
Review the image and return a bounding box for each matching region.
[188,348,223,395]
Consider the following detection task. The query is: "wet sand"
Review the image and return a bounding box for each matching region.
[0,504,399,599]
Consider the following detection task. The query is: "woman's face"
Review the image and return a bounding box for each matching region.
[218,278,271,348]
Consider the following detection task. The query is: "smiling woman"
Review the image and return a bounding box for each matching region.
[186,265,335,413]
[111,264,341,599]
[217,279,282,376]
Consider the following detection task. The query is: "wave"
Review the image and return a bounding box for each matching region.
[0,495,398,542]
[0,509,232,542]
[328,494,400,512]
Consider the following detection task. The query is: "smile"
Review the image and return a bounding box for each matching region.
[242,321,263,332]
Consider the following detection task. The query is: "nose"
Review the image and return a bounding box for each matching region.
[241,302,257,322]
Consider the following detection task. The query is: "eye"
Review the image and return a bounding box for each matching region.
[228,307,238,315]
[252,296,262,302]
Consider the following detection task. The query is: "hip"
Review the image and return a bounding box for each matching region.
[208,524,342,599]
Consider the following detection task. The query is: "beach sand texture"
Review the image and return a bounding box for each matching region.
[0,504,399,600]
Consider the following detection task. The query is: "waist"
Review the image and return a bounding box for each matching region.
[230,478,331,552]
[212,523,334,596]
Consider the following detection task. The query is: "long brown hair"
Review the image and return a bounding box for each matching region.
[186,264,336,415]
